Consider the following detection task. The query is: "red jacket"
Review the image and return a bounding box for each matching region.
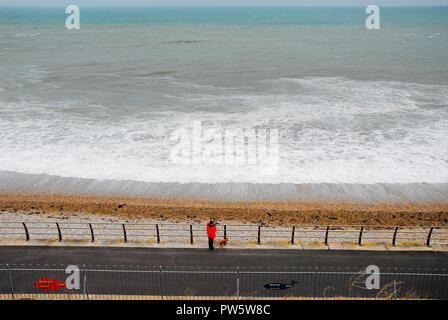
[206,223,216,239]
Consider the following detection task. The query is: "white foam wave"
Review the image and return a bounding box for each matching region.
[0,77,447,188]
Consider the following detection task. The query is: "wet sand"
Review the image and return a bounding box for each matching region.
[0,193,447,226]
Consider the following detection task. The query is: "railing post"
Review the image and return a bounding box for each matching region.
[291,226,295,245]
[224,225,227,239]
[393,280,397,300]
[257,226,261,245]
[324,226,330,246]
[22,222,29,241]
[122,224,127,243]
[82,264,88,300]
[392,227,399,246]
[426,227,434,247]
[6,264,14,299]
[89,223,94,242]
[358,226,364,246]
[56,223,62,242]
[236,266,240,300]
[156,224,160,243]
[159,265,164,300]
[190,225,193,244]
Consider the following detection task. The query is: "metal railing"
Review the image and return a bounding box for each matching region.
[0,221,447,247]
[0,264,447,300]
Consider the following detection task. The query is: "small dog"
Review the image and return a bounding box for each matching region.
[219,238,229,248]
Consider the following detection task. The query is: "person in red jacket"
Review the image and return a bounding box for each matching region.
[206,220,217,250]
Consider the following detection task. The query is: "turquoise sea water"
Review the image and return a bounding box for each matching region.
[1,7,448,26]
[0,7,447,201]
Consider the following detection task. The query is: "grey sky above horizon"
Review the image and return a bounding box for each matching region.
[0,0,447,7]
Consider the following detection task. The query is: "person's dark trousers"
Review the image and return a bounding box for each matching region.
[208,237,214,250]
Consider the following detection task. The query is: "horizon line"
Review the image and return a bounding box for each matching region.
[1,5,448,8]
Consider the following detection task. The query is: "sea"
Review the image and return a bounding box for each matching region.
[0,6,447,202]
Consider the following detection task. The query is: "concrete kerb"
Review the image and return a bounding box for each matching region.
[0,238,445,252]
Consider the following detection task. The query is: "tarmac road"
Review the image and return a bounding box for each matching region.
[0,246,447,299]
